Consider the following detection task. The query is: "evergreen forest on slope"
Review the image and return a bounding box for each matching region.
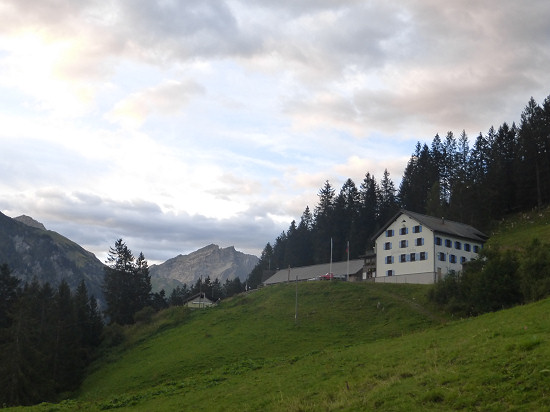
[246,94,550,289]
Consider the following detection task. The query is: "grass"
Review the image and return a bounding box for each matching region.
[8,210,550,411]
[488,206,550,250]
[8,281,550,411]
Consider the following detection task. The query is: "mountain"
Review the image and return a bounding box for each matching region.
[149,244,259,288]
[0,211,106,303]
[14,214,47,230]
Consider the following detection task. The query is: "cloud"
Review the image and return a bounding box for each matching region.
[1,0,550,267]
[1,189,281,262]
[107,79,205,127]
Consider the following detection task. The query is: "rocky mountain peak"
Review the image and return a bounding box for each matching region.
[150,244,259,286]
[14,215,47,231]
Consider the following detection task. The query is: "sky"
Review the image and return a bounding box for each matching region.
[1,1,549,264]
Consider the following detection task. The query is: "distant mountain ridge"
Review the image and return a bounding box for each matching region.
[150,244,259,288]
[0,211,259,300]
[0,211,106,302]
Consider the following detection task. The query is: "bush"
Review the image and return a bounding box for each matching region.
[103,323,125,347]
[134,306,156,324]
[518,239,550,302]
[428,247,522,316]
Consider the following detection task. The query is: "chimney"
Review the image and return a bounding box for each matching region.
[441,217,445,224]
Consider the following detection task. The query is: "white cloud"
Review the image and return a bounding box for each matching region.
[107,79,205,127]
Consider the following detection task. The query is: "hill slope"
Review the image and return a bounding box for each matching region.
[0,212,105,301]
[11,281,550,411]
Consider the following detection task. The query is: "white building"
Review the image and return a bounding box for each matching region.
[372,210,488,284]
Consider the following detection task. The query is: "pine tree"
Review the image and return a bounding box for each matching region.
[399,143,437,213]
[51,280,81,391]
[448,130,471,222]
[283,220,299,267]
[517,97,546,209]
[102,239,152,325]
[332,179,359,261]
[378,169,398,225]
[313,180,336,263]
[355,172,379,252]
[0,263,19,329]
[296,207,314,266]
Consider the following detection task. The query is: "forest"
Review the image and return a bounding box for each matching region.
[0,264,103,406]
[246,95,550,288]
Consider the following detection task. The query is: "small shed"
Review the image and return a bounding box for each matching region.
[183,292,216,309]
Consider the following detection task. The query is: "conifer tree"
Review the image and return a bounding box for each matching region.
[356,172,379,251]
[313,180,336,263]
[0,263,19,328]
[102,239,152,325]
[378,169,398,225]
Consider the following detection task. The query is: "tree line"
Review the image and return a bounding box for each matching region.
[102,239,245,326]
[167,276,245,306]
[246,94,550,288]
[0,264,103,406]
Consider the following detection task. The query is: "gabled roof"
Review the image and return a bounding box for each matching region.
[183,292,214,305]
[263,259,364,285]
[372,209,488,243]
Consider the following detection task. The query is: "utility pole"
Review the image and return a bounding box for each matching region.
[346,240,350,281]
[329,237,333,277]
[294,275,298,325]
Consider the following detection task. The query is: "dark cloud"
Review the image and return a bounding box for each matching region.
[112,0,262,60]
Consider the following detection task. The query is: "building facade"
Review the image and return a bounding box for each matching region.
[373,210,488,284]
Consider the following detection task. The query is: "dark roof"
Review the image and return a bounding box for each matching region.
[263,259,364,285]
[182,292,213,305]
[372,209,488,243]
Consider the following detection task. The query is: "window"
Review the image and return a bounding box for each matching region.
[445,239,452,247]
[473,245,480,253]
[413,225,422,233]
[385,256,394,264]
[438,252,446,261]
[415,237,424,246]
[420,252,427,261]
[455,241,462,250]
[400,227,408,235]
[387,270,394,276]
[400,239,408,248]
[384,242,392,250]
[449,254,457,264]
[464,243,471,252]
[436,237,442,246]
[400,254,407,263]
[460,256,467,264]
[386,229,394,237]
[410,253,416,262]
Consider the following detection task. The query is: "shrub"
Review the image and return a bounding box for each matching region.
[518,239,550,302]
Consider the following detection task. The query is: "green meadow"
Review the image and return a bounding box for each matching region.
[9,208,550,411]
[9,280,550,411]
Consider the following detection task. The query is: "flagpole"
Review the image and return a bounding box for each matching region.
[329,237,333,277]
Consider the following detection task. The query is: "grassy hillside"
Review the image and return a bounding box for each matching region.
[9,281,550,411]
[7,209,550,411]
[488,206,550,249]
